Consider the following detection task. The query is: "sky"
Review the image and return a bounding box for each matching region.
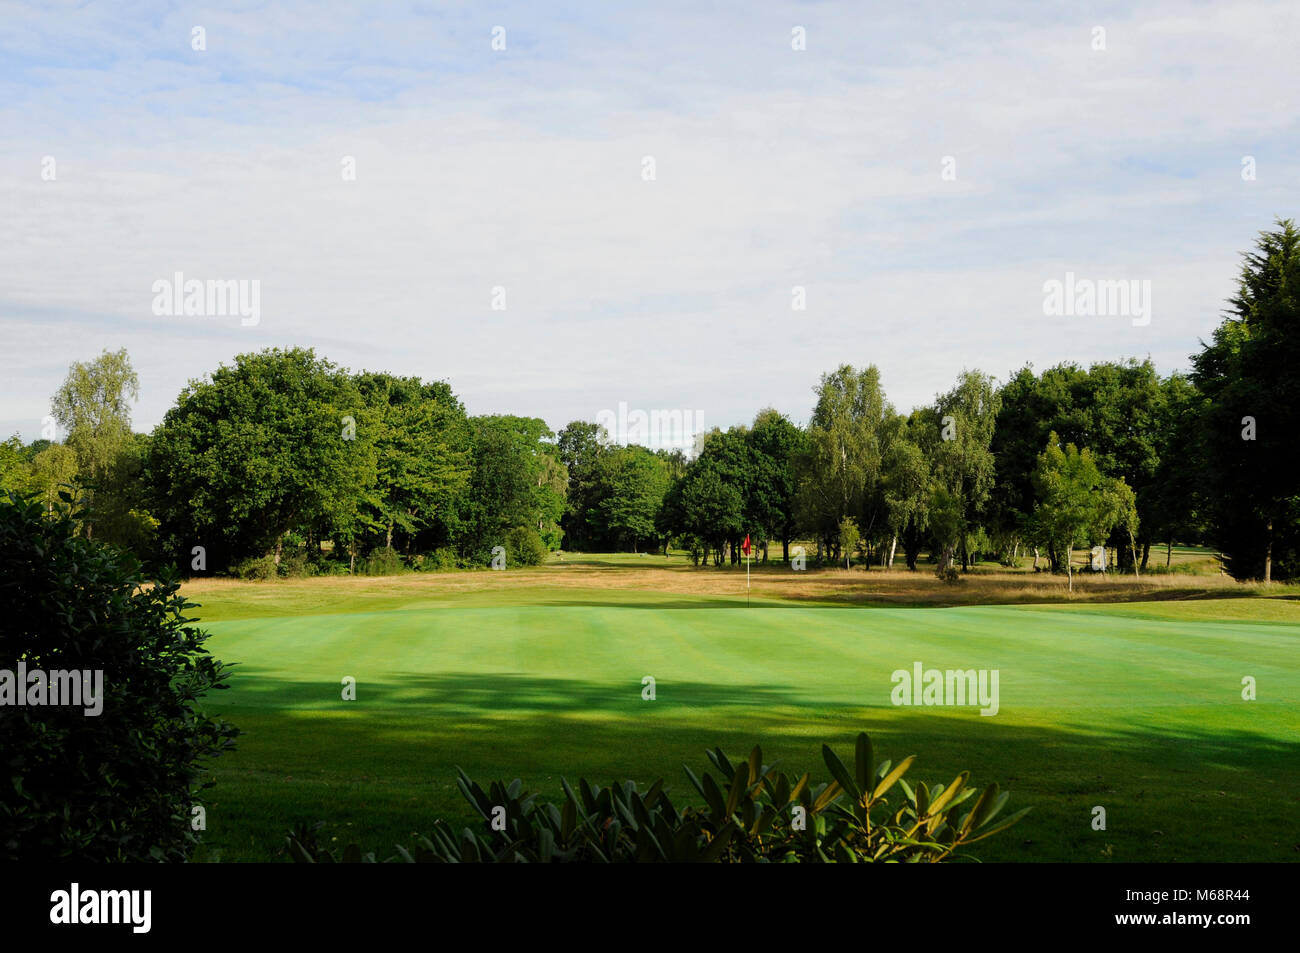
[2,0,1297,447]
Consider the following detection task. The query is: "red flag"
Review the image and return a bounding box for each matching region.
[742,534,751,556]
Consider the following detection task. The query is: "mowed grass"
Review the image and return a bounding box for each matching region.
[187,567,1300,863]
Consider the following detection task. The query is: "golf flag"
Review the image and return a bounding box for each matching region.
[742,534,751,556]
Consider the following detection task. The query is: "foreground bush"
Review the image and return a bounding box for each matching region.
[0,492,239,861]
[286,731,1028,863]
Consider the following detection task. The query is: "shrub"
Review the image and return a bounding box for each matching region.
[230,555,278,580]
[286,731,1028,863]
[278,549,312,578]
[935,565,962,584]
[0,492,239,862]
[361,546,405,576]
[504,526,547,567]
[421,547,459,571]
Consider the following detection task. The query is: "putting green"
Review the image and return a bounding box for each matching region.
[195,590,1300,863]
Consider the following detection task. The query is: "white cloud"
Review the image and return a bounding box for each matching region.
[1,0,1295,440]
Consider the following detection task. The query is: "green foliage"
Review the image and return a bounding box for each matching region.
[231,555,279,580]
[798,365,890,548]
[361,546,406,576]
[555,420,607,551]
[675,460,743,562]
[1030,434,1136,588]
[1191,218,1300,580]
[285,731,1027,863]
[991,358,1175,567]
[147,347,377,571]
[28,443,78,512]
[0,435,33,492]
[419,547,460,571]
[588,445,669,550]
[504,526,548,567]
[354,372,472,555]
[748,409,808,557]
[837,517,861,569]
[50,348,139,491]
[927,370,1001,570]
[461,416,566,562]
[87,431,159,562]
[277,549,313,578]
[0,492,238,861]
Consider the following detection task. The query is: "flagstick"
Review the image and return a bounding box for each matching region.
[747,545,751,607]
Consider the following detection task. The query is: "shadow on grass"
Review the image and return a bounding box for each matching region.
[223,667,820,712]
[202,669,1300,862]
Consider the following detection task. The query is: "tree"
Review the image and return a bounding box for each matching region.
[991,359,1170,569]
[929,370,1000,571]
[590,445,669,551]
[147,348,377,570]
[837,516,861,569]
[677,462,743,565]
[748,408,808,564]
[1030,434,1132,592]
[880,425,929,569]
[50,348,139,538]
[1070,359,1164,568]
[354,372,472,554]
[28,443,78,513]
[1144,373,1206,564]
[534,445,569,551]
[91,432,160,561]
[556,420,607,551]
[462,416,565,562]
[693,427,761,565]
[0,436,32,493]
[798,365,890,561]
[1191,218,1300,581]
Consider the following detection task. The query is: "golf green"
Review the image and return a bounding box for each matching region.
[195,589,1300,862]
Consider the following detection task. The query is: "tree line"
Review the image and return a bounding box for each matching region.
[2,219,1296,582]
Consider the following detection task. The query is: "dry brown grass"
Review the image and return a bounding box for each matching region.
[179,554,1285,611]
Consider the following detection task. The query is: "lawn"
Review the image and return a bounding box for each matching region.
[187,566,1300,863]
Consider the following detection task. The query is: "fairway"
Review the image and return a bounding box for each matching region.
[191,574,1300,863]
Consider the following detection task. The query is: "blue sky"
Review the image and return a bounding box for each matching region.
[2,0,1296,445]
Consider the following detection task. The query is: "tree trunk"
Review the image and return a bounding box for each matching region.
[1129,531,1139,578]
[1066,546,1073,592]
[1140,541,1150,571]
[1264,520,1273,583]
[274,534,283,566]
[782,537,790,564]
[1166,540,1172,567]
[1033,547,1040,571]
